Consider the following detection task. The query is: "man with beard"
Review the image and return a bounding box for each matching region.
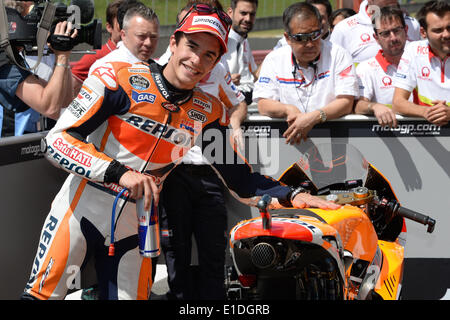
[221,0,259,105]
[330,0,421,64]
[393,0,450,126]
[354,6,409,128]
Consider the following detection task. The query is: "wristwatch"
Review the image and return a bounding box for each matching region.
[319,109,327,123]
[290,186,307,203]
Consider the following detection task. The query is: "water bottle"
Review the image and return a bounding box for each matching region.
[136,197,160,258]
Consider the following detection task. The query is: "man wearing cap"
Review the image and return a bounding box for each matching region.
[22,4,338,300]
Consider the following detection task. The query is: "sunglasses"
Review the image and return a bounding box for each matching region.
[375,26,405,39]
[178,4,232,28]
[288,29,322,42]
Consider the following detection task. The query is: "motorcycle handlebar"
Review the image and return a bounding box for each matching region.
[397,206,436,233]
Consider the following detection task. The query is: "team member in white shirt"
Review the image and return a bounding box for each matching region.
[330,0,421,64]
[393,0,450,126]
[254,2,358,144]
[88,4,160,76]
[355,6,410,128]
[221,0,259,105]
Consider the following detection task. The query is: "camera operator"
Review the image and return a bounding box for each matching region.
[0,3,78,137]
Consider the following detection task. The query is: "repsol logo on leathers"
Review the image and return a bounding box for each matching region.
[126,115,192,147]
[25,215,59,290]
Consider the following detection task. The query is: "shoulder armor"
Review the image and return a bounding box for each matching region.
[90,61,134,90]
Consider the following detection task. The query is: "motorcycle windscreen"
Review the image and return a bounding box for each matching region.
[279,143,369,191]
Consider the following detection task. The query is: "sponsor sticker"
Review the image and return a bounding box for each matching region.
[52,138,92,167]
[180,119,199,134]
[129,74,150,90]
[68,100,87,119]
[381,76,392,86]
[128,68,150,74]
[187,109,207,123]
[360,33,371,42]
[394,72,407,79]
[162,102,180,112]
[191,15,227,38]
[77,87,99,109]
[193,97,212,113]
[339,65,353,78]
[132,90,156,104]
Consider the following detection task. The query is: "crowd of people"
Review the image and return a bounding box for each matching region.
[0,0,448,300]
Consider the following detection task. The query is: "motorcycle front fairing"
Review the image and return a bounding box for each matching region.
[278,143,407,299]
[228,143,407,300]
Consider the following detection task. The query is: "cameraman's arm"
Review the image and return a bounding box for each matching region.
[15,21,76,119]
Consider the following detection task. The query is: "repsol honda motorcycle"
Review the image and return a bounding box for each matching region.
[226,143,435,300]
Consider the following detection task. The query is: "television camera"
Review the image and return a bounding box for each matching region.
[0,0,102,69]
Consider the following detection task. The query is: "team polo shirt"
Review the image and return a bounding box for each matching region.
[330,0,421,63]
[356,49,412,106]
[394,40,450,106]
[221,28,257,93]
[253,40,359,113]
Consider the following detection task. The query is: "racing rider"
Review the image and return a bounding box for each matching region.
[22,5,339,300]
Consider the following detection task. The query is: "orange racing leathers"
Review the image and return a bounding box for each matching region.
[23,61,293,300]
